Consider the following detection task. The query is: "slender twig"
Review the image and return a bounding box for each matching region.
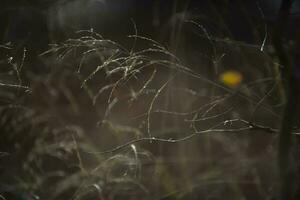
[72,135,87,174]
[250,82,277,121]
[256,2,268,52]
[147,77,172,139]
[0,82,31,91]
[86,118,298,155]
[0,194,6,200]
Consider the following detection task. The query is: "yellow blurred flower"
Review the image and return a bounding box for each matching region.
[219,70,243,88]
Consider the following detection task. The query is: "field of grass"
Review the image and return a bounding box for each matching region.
[1,1,299,199]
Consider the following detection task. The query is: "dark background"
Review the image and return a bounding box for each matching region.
[1,0,299,49]
[1,0,299,72]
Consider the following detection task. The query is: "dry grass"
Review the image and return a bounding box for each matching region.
[0,17,293,199]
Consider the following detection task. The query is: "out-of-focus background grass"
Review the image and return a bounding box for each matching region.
[1,0,300,199]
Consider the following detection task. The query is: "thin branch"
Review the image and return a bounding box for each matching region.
[147,77,172,139]
[0,82,31,91]
[256,2,268,52]
[86,118,296,155]
[0,194,6,200]
[72,135,87,174]
[250,82,277,121]
[185,107,233,122]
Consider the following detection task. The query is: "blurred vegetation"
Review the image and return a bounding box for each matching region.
[0,0,300,199]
